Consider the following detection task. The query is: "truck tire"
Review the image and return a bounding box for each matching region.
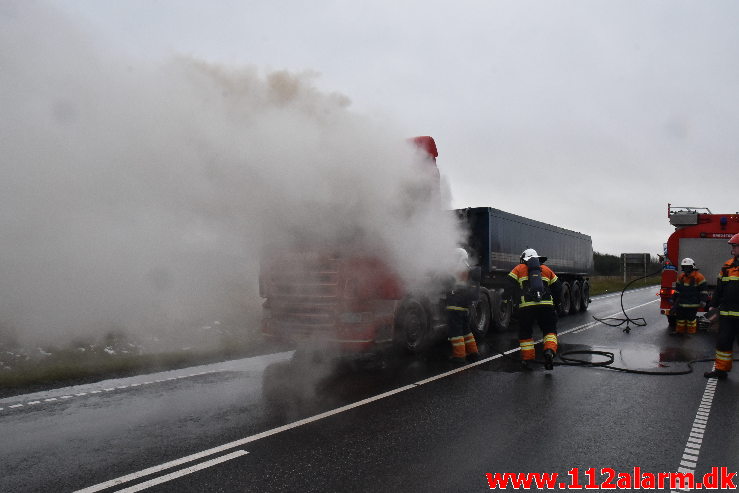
[579,280,590,311]
[558,282,571,316]
[491,288,512,331]
[471,287,491,340]
[570,281,581,313]
[396,299,430,354]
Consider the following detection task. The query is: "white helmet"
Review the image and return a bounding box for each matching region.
[454,247,469,270]
[520,248,548,263]
[521,248,538,262]
[681,258,696,267]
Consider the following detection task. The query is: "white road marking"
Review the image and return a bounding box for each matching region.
[0,370,223,414]
[102,450,248,493]
[78,301,659,492]
[670,369,719,493]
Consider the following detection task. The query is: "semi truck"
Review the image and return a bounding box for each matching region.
[259,137,593,355]
[659,204,739,328]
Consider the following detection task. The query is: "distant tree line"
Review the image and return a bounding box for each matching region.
[593,252,662,276]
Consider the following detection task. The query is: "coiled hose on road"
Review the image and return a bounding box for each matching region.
[590,267,663,333]
[554,350,717,376]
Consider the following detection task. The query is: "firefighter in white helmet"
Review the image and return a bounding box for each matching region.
[446,247,480,364]
[508,248,562,370]
[670,258,708,335]
[704,233,739,379]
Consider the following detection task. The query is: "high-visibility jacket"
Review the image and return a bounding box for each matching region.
[674,270,707,308]
[711,257,739,317]
[508,263,561,309]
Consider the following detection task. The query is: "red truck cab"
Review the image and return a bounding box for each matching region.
[260,250,406,352]
[259,137,445,354]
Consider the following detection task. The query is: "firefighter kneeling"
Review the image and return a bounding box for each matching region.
[447,248,480,365]
[508,248,562,371]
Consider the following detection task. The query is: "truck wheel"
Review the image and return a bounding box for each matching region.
[396,299,430,354]
[579,281,590,311]
[491,289,512,331]
[558,282,571,316]
[471,287,491,340]
[570,281,581,313]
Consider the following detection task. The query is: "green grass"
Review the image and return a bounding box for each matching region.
[0,336,288,398]
[588,275,660,297]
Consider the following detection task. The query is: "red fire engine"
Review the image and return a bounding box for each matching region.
[659,204,739,328]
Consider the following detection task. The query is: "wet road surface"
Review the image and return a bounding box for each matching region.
[2,286,737,492]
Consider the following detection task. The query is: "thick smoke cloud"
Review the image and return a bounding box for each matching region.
[0,2,462,348]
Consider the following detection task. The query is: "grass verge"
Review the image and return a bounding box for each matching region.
[588,275,660,297]
[0,337,289,398]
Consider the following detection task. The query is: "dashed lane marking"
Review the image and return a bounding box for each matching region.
[670,368,719,493]
[0,371,219,414]
[76,300,659,493]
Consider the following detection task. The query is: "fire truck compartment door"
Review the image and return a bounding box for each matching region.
[679,237,731,281]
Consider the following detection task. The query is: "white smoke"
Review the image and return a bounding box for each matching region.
[0,1,462,348]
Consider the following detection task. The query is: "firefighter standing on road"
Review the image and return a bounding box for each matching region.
[508,249,562,370]
[671,258,708,335]
[446,248,480,365]
[704,233,739,379]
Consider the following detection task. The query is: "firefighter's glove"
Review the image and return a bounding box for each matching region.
[705,307,719,323]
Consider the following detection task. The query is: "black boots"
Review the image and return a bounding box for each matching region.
[704,369,728,380]
[544,349,555,371]
[466,352,482,363]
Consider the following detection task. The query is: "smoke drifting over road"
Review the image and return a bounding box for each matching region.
[0,2,462,349]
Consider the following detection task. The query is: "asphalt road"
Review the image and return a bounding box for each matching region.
[2,287,737,492]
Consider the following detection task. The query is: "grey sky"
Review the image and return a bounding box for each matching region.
[25,0,739,256]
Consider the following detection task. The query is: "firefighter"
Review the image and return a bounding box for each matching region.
[446,247,480,364]
[670,258,708,335]
[508,248,562,370]
[704,233,739,379]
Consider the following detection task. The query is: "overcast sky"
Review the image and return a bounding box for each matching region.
[24,1,739,256]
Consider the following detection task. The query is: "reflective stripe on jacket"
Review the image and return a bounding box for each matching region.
[711,258,739,316]
[675,271,707,307]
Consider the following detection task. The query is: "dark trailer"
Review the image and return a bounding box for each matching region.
[457,207,593,328]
